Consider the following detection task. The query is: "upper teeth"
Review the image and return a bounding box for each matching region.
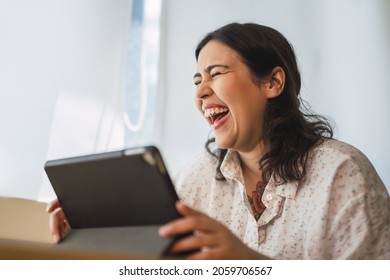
[204,107,229,118]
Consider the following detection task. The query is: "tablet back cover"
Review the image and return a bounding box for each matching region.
[44,146,180,229]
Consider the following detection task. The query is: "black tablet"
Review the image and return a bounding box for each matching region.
[44,146,180,229]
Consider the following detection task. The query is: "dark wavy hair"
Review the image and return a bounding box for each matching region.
[195,22,334,183]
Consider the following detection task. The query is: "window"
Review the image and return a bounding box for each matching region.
[123,0,161,146]
[37,0,162,201]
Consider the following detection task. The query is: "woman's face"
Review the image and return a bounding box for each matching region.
[194,40,269,152]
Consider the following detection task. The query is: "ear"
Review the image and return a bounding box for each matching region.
[264,66,285,99]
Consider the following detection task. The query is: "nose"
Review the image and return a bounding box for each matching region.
[195,82,214,100]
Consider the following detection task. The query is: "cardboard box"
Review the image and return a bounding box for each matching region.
[0,196,52,243]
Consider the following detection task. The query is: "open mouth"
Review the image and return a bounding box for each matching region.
[204,107,230,125]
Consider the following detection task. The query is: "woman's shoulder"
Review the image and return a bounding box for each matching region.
[307,140,389,260]
[309,139,387,194]
[312,139,372,166]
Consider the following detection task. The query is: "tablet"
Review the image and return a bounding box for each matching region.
[44,146,180,229]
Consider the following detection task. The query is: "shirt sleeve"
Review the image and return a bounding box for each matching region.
[325,153,390,259]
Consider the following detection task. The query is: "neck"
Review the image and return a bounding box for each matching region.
[238,141,268,172]
[239,150,262,178]
[237,143,267,191]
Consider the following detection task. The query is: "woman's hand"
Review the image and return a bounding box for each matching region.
[159,201,269,260]
[46,198,70,243]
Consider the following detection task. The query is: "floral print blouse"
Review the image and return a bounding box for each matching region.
[174,139,390,259]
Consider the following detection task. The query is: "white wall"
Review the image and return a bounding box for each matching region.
[159,0,390,190]
[0,0,129,200]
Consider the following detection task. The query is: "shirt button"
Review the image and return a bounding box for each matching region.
[266,194,273,201]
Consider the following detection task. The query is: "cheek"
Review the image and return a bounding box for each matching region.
[230,88,266,122]
[223,80,262,106]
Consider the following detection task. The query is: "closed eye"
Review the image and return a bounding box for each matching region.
[193,72,202,86]
[211,72,222,78]
[194,73,220,86]
[194,79,202,86]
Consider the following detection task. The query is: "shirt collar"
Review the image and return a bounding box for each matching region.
[267,177,299,200]
[220,149,244,185]
[220,149,299,200]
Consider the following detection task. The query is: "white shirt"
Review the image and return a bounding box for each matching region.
[174,139,390,259]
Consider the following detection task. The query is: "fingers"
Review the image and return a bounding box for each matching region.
[160,201,268,260]
[159,203,218,238]
[159,201,227,257]
[49,207,69,243]
[47,198,70,243]
[186,248,222,260]
[169,232,213,254]
[46,198,60,213]
[175,201,201,217]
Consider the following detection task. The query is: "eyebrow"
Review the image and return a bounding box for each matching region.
[193,64,230,79]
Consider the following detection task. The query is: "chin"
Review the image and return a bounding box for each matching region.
[215,137,232,150]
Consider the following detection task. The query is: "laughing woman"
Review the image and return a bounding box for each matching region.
[157,22,390,259]
[48,22,390,259]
